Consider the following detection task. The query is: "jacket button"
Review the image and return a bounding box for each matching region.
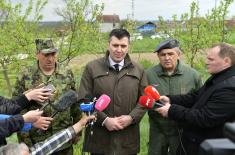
[106,72,108,74]
[126,72,129,75]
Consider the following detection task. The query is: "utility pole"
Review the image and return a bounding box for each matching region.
[215,0,217,9]
[131,0,134,20]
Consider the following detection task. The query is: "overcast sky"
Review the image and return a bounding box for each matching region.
[11,0,235,21]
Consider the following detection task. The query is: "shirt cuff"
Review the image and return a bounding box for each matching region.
[101,117,109,126]
[67,126,77,138]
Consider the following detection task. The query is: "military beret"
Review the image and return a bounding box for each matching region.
[154,39,179,53]
[35,38,58,54]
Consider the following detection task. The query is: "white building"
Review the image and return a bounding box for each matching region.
[98,15,120,32]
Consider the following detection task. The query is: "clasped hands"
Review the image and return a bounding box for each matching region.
[104,115,133,131]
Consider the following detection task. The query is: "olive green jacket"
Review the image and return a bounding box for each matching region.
[78,52,148,155]
[146,61,202,135]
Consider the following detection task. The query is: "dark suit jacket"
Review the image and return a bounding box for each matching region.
[0,95,29,146]
[168,65,235,154]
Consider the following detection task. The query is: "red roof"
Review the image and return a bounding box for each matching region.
[97,15,120,23]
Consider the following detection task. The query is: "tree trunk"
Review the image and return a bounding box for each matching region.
[1,63,12,96]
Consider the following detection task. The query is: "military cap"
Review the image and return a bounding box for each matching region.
[154,39,179,53]
[35,38,58,54]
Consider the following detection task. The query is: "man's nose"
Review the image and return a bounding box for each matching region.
[47,55,54,60]
[165,55,170,59]
[117,45,122,50]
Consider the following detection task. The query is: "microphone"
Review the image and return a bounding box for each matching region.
[37,90,78,135]
[94,94,110,112]
[144,85,161,101]
[90,94,110,135]
[80,94,110,131]
[51,90,79,117]
[138,95,163,109]
[80,94,110,114]
[79,95,96,113]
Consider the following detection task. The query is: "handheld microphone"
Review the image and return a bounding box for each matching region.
[144,85,161,101]
[90,94,110,124]
[94,94,110,112]
[80,94,110,114]
[138,95,163,109]
[79,95,96,113]
[80,102,94,112]
[37,90,78,135]
[51,90,79,117]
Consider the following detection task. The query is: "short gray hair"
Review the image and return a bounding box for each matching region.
[0,143,29,155]
[173,47,182,53]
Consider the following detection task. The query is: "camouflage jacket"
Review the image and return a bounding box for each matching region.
[13,62,81,150]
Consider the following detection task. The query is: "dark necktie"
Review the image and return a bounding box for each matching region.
[113,64,119,72]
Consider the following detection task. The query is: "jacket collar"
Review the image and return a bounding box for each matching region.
[205,64,235,86]
[35,61,62,76]
[155,60,183,76]
[104,50,134,70]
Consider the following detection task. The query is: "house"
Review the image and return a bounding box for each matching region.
[225,19,235,29]
[97,15,120,32]
[136,22,157,32]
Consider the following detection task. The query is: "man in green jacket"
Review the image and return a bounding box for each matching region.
[13,38,81,155]
[146,39,202,155]
[78,28,148,155]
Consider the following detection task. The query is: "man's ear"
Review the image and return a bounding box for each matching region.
[224,57,232,67]
[177,51,181,59]
[36,52,39,60]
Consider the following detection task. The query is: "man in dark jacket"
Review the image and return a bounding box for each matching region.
[0,88,52,146]
[155,43,235,155]
[78,28,148,155]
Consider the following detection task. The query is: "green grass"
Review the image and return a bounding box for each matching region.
[130,38,161,53]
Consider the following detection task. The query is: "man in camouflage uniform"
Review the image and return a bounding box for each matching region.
[13,38,81,155]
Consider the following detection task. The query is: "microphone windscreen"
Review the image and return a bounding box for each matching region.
[95,94,111,112]
[53,90,78,111]
[138,95,155,109]
[144,85,160,101]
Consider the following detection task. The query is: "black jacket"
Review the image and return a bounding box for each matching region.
[168,65,235,154]
[0,95,29,146]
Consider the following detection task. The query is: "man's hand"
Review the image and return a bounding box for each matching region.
[22,109,43,123]
[159,95,170,105]
[116,115,133,128]
[104,117,124,131]
[25,88,51,102]
[32,116,53,130]
[155,96,171,117]
[72,114,96,134]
